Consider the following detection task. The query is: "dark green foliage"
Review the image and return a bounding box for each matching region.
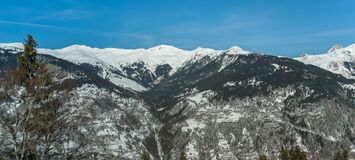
[141,150,150,160]
[258,154,268,160]
[335,151,342,160]
[279,146,307,160]
[179,151,187,160]
[291,146,307,160]
[17,35,39,81]
[279,146,291,160]
[334,150,349,160]
[343,150,349,160]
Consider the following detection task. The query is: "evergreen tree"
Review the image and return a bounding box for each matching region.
[342,150,349,160]
[180,151,188,160]
[279,146,290,160]
[258,154,268,160]
[17,35,39,81]
[290,146,307,160]
[279,146,307,160]
[0,35,66,159]
[334,151,343,160]
[334,150,349,160]
[0,35,95,159]
[141,150,150,160]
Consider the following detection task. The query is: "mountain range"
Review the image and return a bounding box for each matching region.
[0,43,354,159]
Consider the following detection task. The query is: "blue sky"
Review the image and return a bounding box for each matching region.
[0,0,355,57]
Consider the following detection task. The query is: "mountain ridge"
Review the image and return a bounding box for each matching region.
[296,44,355,79]
[0,43,355,159]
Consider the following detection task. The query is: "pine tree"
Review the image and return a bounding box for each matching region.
[279,146,307,160]
[0,35,89,159]
[279,146,290,160]
[334,151,343,160]
[17,35,39,81]
[342,150,349,160]
[141,150,150,160]
[180,151,188,160]
[258,154,268,160]
[290,146,307,160]
[16,35,43,159]
[334,150,349,160]
[1,35,60,159]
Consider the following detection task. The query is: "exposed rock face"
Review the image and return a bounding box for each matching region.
[150,88,354,159]
[56,84,158,159]
[144,53,355,159]
[0,45,354,159]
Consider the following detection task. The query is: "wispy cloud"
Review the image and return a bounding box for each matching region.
[0,19,153,41]
[35,9,92,20]
[308,28,355,37]
[0,20,70,30]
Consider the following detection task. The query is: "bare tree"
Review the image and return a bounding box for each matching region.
[0,35,75,159]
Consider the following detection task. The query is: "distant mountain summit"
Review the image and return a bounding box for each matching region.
[147,44,186,53]
[296,44,355,79]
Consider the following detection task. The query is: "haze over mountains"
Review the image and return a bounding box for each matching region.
[0,42,354,159]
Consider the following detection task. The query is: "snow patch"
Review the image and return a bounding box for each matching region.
[217,112,243,123]
[187,90,215,104]
[272,63,280,70]
[182,119,206,132]
[223,81,237,87]
[109,76,147,91]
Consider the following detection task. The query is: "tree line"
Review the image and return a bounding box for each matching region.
[140,146,350,160]
[258,146,349,160]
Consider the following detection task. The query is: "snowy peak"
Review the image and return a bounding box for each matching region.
[345,43,355,52]
[0,42,24,49]
[226,46,250,55]
[0,43,24,53]
[147,45,186,53]
[193,47,220,55]
[228,46,244,52]
[326,44,355,56]
[60,44,96,51]
[328,44,343,53]
[296,44,355,79]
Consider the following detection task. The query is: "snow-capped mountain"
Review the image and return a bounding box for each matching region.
[0,43,251,91]
[0,43,23,53]
[296,44,355,79]
[0,43,354,159]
